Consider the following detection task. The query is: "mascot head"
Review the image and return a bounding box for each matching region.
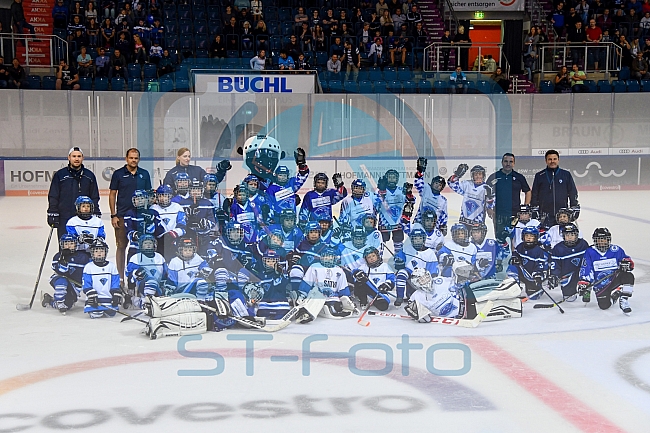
[237,134,285,180]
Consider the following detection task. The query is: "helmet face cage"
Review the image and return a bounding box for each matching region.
[592,228,611,252]
[320,249,338,268]
[156,192,172,207]
[471,166,486,183]
[139,235,157,256]
[132,191,149,209]
[410,229,427,250]
[75,196,94,218]
[262,255,280,272]
[431,176,446,193]
[90,241,108,262]
[235,184,249,205]
[274,166,290,185]
[556,208,571,225]
[280,210,296,231]
[453,260,474,285]
[204,177,218,196]
[307,226,321,242]
[352,228,367,249]
[422,211,437,231]
[189,181,203,199]
[522,227,539,247]
[470,225,487,244]
[314,173,328,192]
[59,235,78,253]
[267,231,285,249]
[319,219,332,233]
[226,224,245,244]
[518,206,531,223]
[386,169,399,186]
[362,214,377,230]
[363,247,382,268]
[410,268,433,293]
[351,179,366,198]
[175,174,190,192]
[177,239,197,261]
[451,224,470,247]
[562,226,579,247]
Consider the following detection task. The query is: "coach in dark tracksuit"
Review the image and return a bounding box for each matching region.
[47,147,101,242]
[531,149,579,228]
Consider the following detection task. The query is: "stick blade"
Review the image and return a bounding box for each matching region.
[16,303,32,311]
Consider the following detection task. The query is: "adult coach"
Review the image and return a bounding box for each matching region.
[531,149,579,228]
[487,153,531,241]
[109,148,152,284]
[162,147,231,193]
[47,147,101,242]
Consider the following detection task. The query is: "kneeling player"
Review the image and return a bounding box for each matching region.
[579,228,635,314]
[255,251,292,319]
[549,223,589,301]
[125,235,168,309]
[82,239,122,319]
[507,226,549,298]
[351,247,394,311]
[43,234,90,314]
[167,237,211,300]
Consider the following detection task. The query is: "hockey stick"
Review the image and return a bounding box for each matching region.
[532,280,564,313]
[100,305,150,324]
[533,271,618,309]
[368,301,494,328]
[17,227,54,311]
[357,292,381,327]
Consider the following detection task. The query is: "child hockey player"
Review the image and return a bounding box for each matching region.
[374,169,414,254]
[230,183,260,245]
[544,208,581,248]
[469,222,503,279]
[65,196,106,251]
[125,234,168,309]
[413,157,449,235]
[125,189,159,260]
[180,179,216,254]
[447,164,494,225]
[550,223,589,301]
[508,204,541,248]
[203,173,229,233]
[339,179,376,228]
[254,250,292,319]
[167,237,211,300]
[42,234,90,314]
[82,239,122,319]
[437,223,478,278]
[341,226,371,273]
[268,209,304,253]
[395,227,440,306]
[507,226,550,298]
[171,172,191,202]
[300,172,347,224]
[150,184,187,260]
[351,247,394,311]
[411,207,445,251]
[579,228,635,314]
[266,147,310,216]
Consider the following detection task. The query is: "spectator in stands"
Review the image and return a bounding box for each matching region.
[644,0,650,14]
[342,39,360,81]
[630,0,643,15]
[352,7,364,25]
[452,25,471,70]
[223,5,235,26]
[586,18,604,70]
[484,54,497,73]
[72,29,89,54]
[102,0,115,20]
[441,28,452,71]
[569,63,587,92]
[250,49,267,70]
[94,46,110,77]
[77,46,93,77]
[134,18,151,45]
[313,24,326,51]
[330,36,344,57]
[114,8,127,27]
[377,0,389,15]
[369,36,384,66]
[535,25,549,43]
[71,1,84,21]
[53,0,69,30]
[406,5,422,30]
[450,66,468,93]
[250,0,263,22]
[11,0,37,38]
[101,18,114,47]
[388,0,401,13]
[150,19,164,46]
[473,54,485,71]
[618,34,633,67]
[341,23,352,38]
[278,49,295,70]
[598,9,614,31]
[568,21,586,65]
[149,41,163,65]
[7,58,27,88]
[158,50,175,77]
[233,0,248,13]
[132,34,146,65]
[491,66,510,92]
[412,22,428,48]
[210,35,227,58]
[327,54,342,74]
[626,8,641,38]
[241,21,254,51]
[549,3,566,36]
[115,31,130,60]
[554,65,571,92]
[631,51,650,78]
[296,52,311,70]
[339,10,349,25]
[310,10,321,29]
[566,7,582,29]
[109,48,128,79]
[87,18,99,47]
[284,35,302,62]
[358,22,372,52]
[613,7,627,33]
[643,37,650,60]
[577,0,590,25]
[641,11,650,33]
[523,28,538,80]
[56,59,80,90]
[322,9,338,31]
[295,7,308,32]
[68,15,86,42]
[392,8,406,32]
[402,0,416,15]
[225,18,240,51]
[380,10,394,36]
[225,16,239,37]
[254,20,269,52]
[0,56,10,89]
[298,22,312,52]
[86,2,97,24]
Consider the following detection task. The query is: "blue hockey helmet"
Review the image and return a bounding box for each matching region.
[274,165,291,185]
[306,221,322,243]
[363,246,382,268]
[592,227,611,253]
[138,234,157,257]
[421,207,437,231]
[225,221,245,245]
[262,249,281,272]
[266,229,285,248]
[279,209,296,230]
[431,175,446,193]
[351,226,367,248]
[132,189,151,209]
[74,195,94,219]
[522,225,540,248]
[410,227,427,250]
[320,247,339,268]
[203,173,219,194]
[561,223,580,247]
[385,169,399,186]
[59,233,78,253]
[174,172,191,189]
[451,223,470,247]
[156,184,173,207]
[469,222,488,245]
[314,173,329,191]
[351,179,366,198]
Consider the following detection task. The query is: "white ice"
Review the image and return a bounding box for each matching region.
[1,191,649,433]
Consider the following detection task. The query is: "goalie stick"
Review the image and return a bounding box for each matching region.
[17,227,54,311]
[533,271,619,310]
[98,305,150,324]
[367,301,494,328]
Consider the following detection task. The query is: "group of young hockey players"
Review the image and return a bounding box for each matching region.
[42,136,637,338]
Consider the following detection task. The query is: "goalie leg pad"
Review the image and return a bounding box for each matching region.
[147,312,208,339]
[404,300,433,322]
[472,278,522,303]
[146,296,203,318]
[476,298,522,321]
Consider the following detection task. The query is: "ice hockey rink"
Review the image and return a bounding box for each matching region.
[2,190,649,433]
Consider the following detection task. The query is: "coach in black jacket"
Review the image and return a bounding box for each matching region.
[47,147,101,241]
[531,149,579,228]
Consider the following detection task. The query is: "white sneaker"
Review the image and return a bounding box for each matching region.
[619,297,631,315]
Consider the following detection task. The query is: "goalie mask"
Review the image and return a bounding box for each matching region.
[522,226,540,248]
[556,208,572,225]
[320,247,339,268]
[175,172,190,194]
[156,185,173,208]
[470,165,486,184]
[314,173,329,192]
[225,222,245,245]
[592,227,611,253]
[262,250,281,273]
[306,221,321,244]
[561,223,580,247]
[89,239,109,265]
[431,175,446,194]
[189,180,204,201]
[59,233,78,254]
[203,173,219,197]
[421,208,437,231]
[243,282,264,303]
[469,223,488,245]
[177,237,197,261]
[363,247,382,268]
[75,196,94,220]
[274,165,290,186]
[451,223,470,247]
[452,260,474,285]
[351,227,367,249]
[517,204,531,224]
[410,268,434,293]
[410,228,427,251]
[279,209,296,231]
[138,234,157,258]
[385,169,399,187]
[240,134,283,180]
[132,189,152,210]
[351,179,366,199]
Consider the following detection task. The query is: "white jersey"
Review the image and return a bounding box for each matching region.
[365,229,383,251]
[355,262,395,287]
[406,247,439,276]
[168,255,208,288]
[413,177,448,229]
[303,263,349,297]
[410,223,445,250]
[544,224,583,249]
[151,202,187,237]
[448,179,493,223]
[511,219,541,248]
[374,186,406,229]
[340,242,367,271]
[410,276,459,317]
[66,215,106,251]
[437,240,477,277]
[126,252,167,284]
[82,261,120,300]
[339,193,376,227]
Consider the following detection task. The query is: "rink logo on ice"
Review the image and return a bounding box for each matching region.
[177,334,471,377]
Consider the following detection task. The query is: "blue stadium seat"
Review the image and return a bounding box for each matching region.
[128,63,141,79]
[374,80,388,93]
[164,8,176,21]
[178,5,191,19]
[176,78,190,92]
[402,80,417,94]
[279,7,292,21]
[397,66,412,81]
[417,79,432,94]
[165,35,179,49]
[94,77,109,91]
[359,80,373,93]
[642,79,650,91]
[315,51,328,66]
[193,7,206,20]
[612,80,627,92]
[128,77,142,91]
[159,77,174,92]
[27,75,41,89]
[540,80,554,93]
[196,49,209,58]
[618,66,630,81]
[208,20,222,36]
[583,79,597,93]
[383,66,396,81]
[329,80,344,93]
[179,19,192,34]
[195,34,209,50]
[208,5,220,21]
[626,79,640,92]
[387,80,402,93]
[143,64,158,79]
[41,76,56,90]
[597,79,611,92]
[194,19,208,34]
[476,80,491,94]
[265,6,278,21]
[79,76,92,90]
[320,80,330,93]
[111,77,126,91]
[433,80,448,94]
[241,50,254,59]
[344,80,359,93]
[165,20,178,34]
[356,70,368,81]
[267,21,280,36]
[367,67,382,81]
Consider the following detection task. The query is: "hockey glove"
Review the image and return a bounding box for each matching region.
[477,258,490,268]
[548,275,560,289]
[402,201,414,219]
[294,147,307,166]
[532,272,544,284]
[207,297,232,318]
[495,260,503,273]
[377,176,388,192]
[199,266,214,281]
[290,253,302,266]
[394,256,406,270]
[215,209,229,224]
[570,205,580,221]
[134,267,147,281]
[440,225,448,237]
[112,292,124,308]
[217,159,232,172]
[530,206,541,220]
[56,258,70,274]
[577,280,590,295]
[353,269,369,283]
[440,254,454,268]
[295,195,301,206]
[510,255,522,266]
[167,229,179,239]
[454,163,469,179]
[130,231,140,244]
[403,182,415,202]
[47,213,60,228]
[416,157,427,175]
[378,281,395,294]
[243,282,264,303]
[198,218,213,232]
[619,257,634,272]
[332,173,344,189]
[85,289,98,308]
[79,232,95,245]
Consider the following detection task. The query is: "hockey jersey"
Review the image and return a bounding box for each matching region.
[82,261,121,302]
[300,188,347,223]
[579,244,630,291]
[448,179,494,223]
[473,238,502,279]
[413,175,448,230]
[150,202,187,239]
[339,193,377,227]
[410,276,460,317]
[266,170,309,215]
[299,263,351,297]
[437,241,478,277]
[126,252,168,285]
[65,215,106,251]
[374,186,407,230]
[551,239,589,289]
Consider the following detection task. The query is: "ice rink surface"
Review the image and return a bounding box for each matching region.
[2,190,650,433]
